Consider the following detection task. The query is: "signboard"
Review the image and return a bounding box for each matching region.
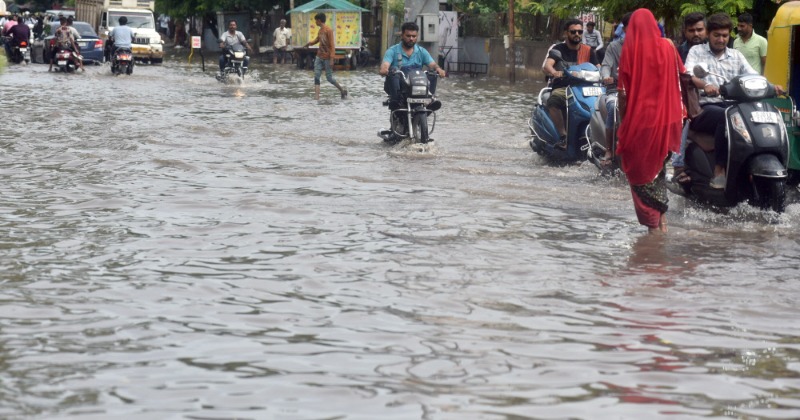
[191,36,201,49]
[292,11,360,49]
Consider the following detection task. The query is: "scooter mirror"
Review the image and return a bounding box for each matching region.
[692,64,709,79]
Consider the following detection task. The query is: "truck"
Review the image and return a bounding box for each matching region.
[75,0,163,63]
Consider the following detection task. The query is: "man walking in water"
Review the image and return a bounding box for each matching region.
[303,13,347,100]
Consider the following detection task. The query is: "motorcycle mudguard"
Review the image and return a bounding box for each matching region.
[567,86,601,120]
[588,97,608,148]
[748,153,788,178]
[530,105,559,144]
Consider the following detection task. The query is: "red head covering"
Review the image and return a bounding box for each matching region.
[616,8,686,185]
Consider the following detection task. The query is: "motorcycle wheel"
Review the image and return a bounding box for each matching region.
[754,177,786,213]
[119,64,128,75]
[127,63,133,75]
[412,111,429,143]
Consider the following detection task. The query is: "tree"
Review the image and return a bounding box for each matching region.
[156,0,280,19]
[524,0,753,36]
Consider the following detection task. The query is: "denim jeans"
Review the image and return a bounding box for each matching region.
[314,56,337,85]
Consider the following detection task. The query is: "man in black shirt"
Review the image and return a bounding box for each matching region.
[542,19,600,148]
[677,13,706,63]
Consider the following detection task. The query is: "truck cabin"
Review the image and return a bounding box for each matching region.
[103,11,155,30]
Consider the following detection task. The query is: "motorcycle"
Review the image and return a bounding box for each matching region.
[378,69,439,145]
[54,47,81,73]
[217,44,248,82]
[358,36,372,67]
[111,47,134,75]
[669,65,789,213]
[587,90,620,173]
[528,49,605,164]
[8,39,31,64]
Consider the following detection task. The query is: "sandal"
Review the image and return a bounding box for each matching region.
[672,169,691,185]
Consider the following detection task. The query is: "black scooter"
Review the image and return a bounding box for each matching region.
[670,65,789,213]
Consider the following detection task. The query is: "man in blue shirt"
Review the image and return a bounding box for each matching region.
[109,16,134,51]
[379,21,446,111]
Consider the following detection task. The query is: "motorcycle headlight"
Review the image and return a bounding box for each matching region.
[730,111,752,143]
[412,85,428,96]
[234,51,245,59]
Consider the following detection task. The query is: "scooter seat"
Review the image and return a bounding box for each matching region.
[687,129,715,152]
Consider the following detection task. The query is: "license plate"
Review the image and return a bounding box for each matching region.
[57,60,66,65]
[407,98,429,104]
[751,111,780,124]
[19,48,27,52]
[582,87,603,96]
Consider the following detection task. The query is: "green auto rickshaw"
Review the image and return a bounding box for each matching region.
[766,1,800,185]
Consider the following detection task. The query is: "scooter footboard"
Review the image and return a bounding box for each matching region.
[748,154,788,178]
[529,105,558,143]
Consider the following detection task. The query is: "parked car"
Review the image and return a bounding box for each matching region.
[32,21,104,65]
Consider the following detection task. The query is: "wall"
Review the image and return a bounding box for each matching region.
[457,37,551,81]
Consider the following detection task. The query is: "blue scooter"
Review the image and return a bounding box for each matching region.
[528,50,605,164]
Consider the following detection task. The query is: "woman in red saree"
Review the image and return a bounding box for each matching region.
[617,9,686,233]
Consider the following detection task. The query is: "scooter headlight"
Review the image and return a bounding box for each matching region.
[570,70,601,82]
[740,76,769,98]
[730,111,752,143]
[412,85,428,96]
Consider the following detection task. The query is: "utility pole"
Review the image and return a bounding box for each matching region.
[507,0,515,84]
[381,0,390,55]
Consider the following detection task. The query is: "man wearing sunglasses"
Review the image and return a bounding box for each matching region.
[542,19,600,149]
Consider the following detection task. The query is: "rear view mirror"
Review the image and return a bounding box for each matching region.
[692,64,709,78]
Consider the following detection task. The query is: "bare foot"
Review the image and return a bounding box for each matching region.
[659,214,668,233]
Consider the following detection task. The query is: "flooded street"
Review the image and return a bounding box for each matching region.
[2,55,800,419]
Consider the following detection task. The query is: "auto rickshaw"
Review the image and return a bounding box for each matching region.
[766,1,800,185]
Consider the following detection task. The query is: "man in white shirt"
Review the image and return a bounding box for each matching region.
[273,19,291,64]
[218,20,253,75]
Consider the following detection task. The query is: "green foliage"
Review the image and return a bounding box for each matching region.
[461,0,753,31]
[386,0,404,21]
[156,0,283,19]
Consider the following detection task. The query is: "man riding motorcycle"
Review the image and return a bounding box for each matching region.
[218,20,253,76]
[683,13,780,188]
[48,16,84,72]
[379,21,446,142]
[542,19,600,149]
[598,12,631,164]
[5,15,30,62]
[671,12,708,186]
[108,16,134,58]
[379,22,446,109]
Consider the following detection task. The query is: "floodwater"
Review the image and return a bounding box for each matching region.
[1,53,800,419]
